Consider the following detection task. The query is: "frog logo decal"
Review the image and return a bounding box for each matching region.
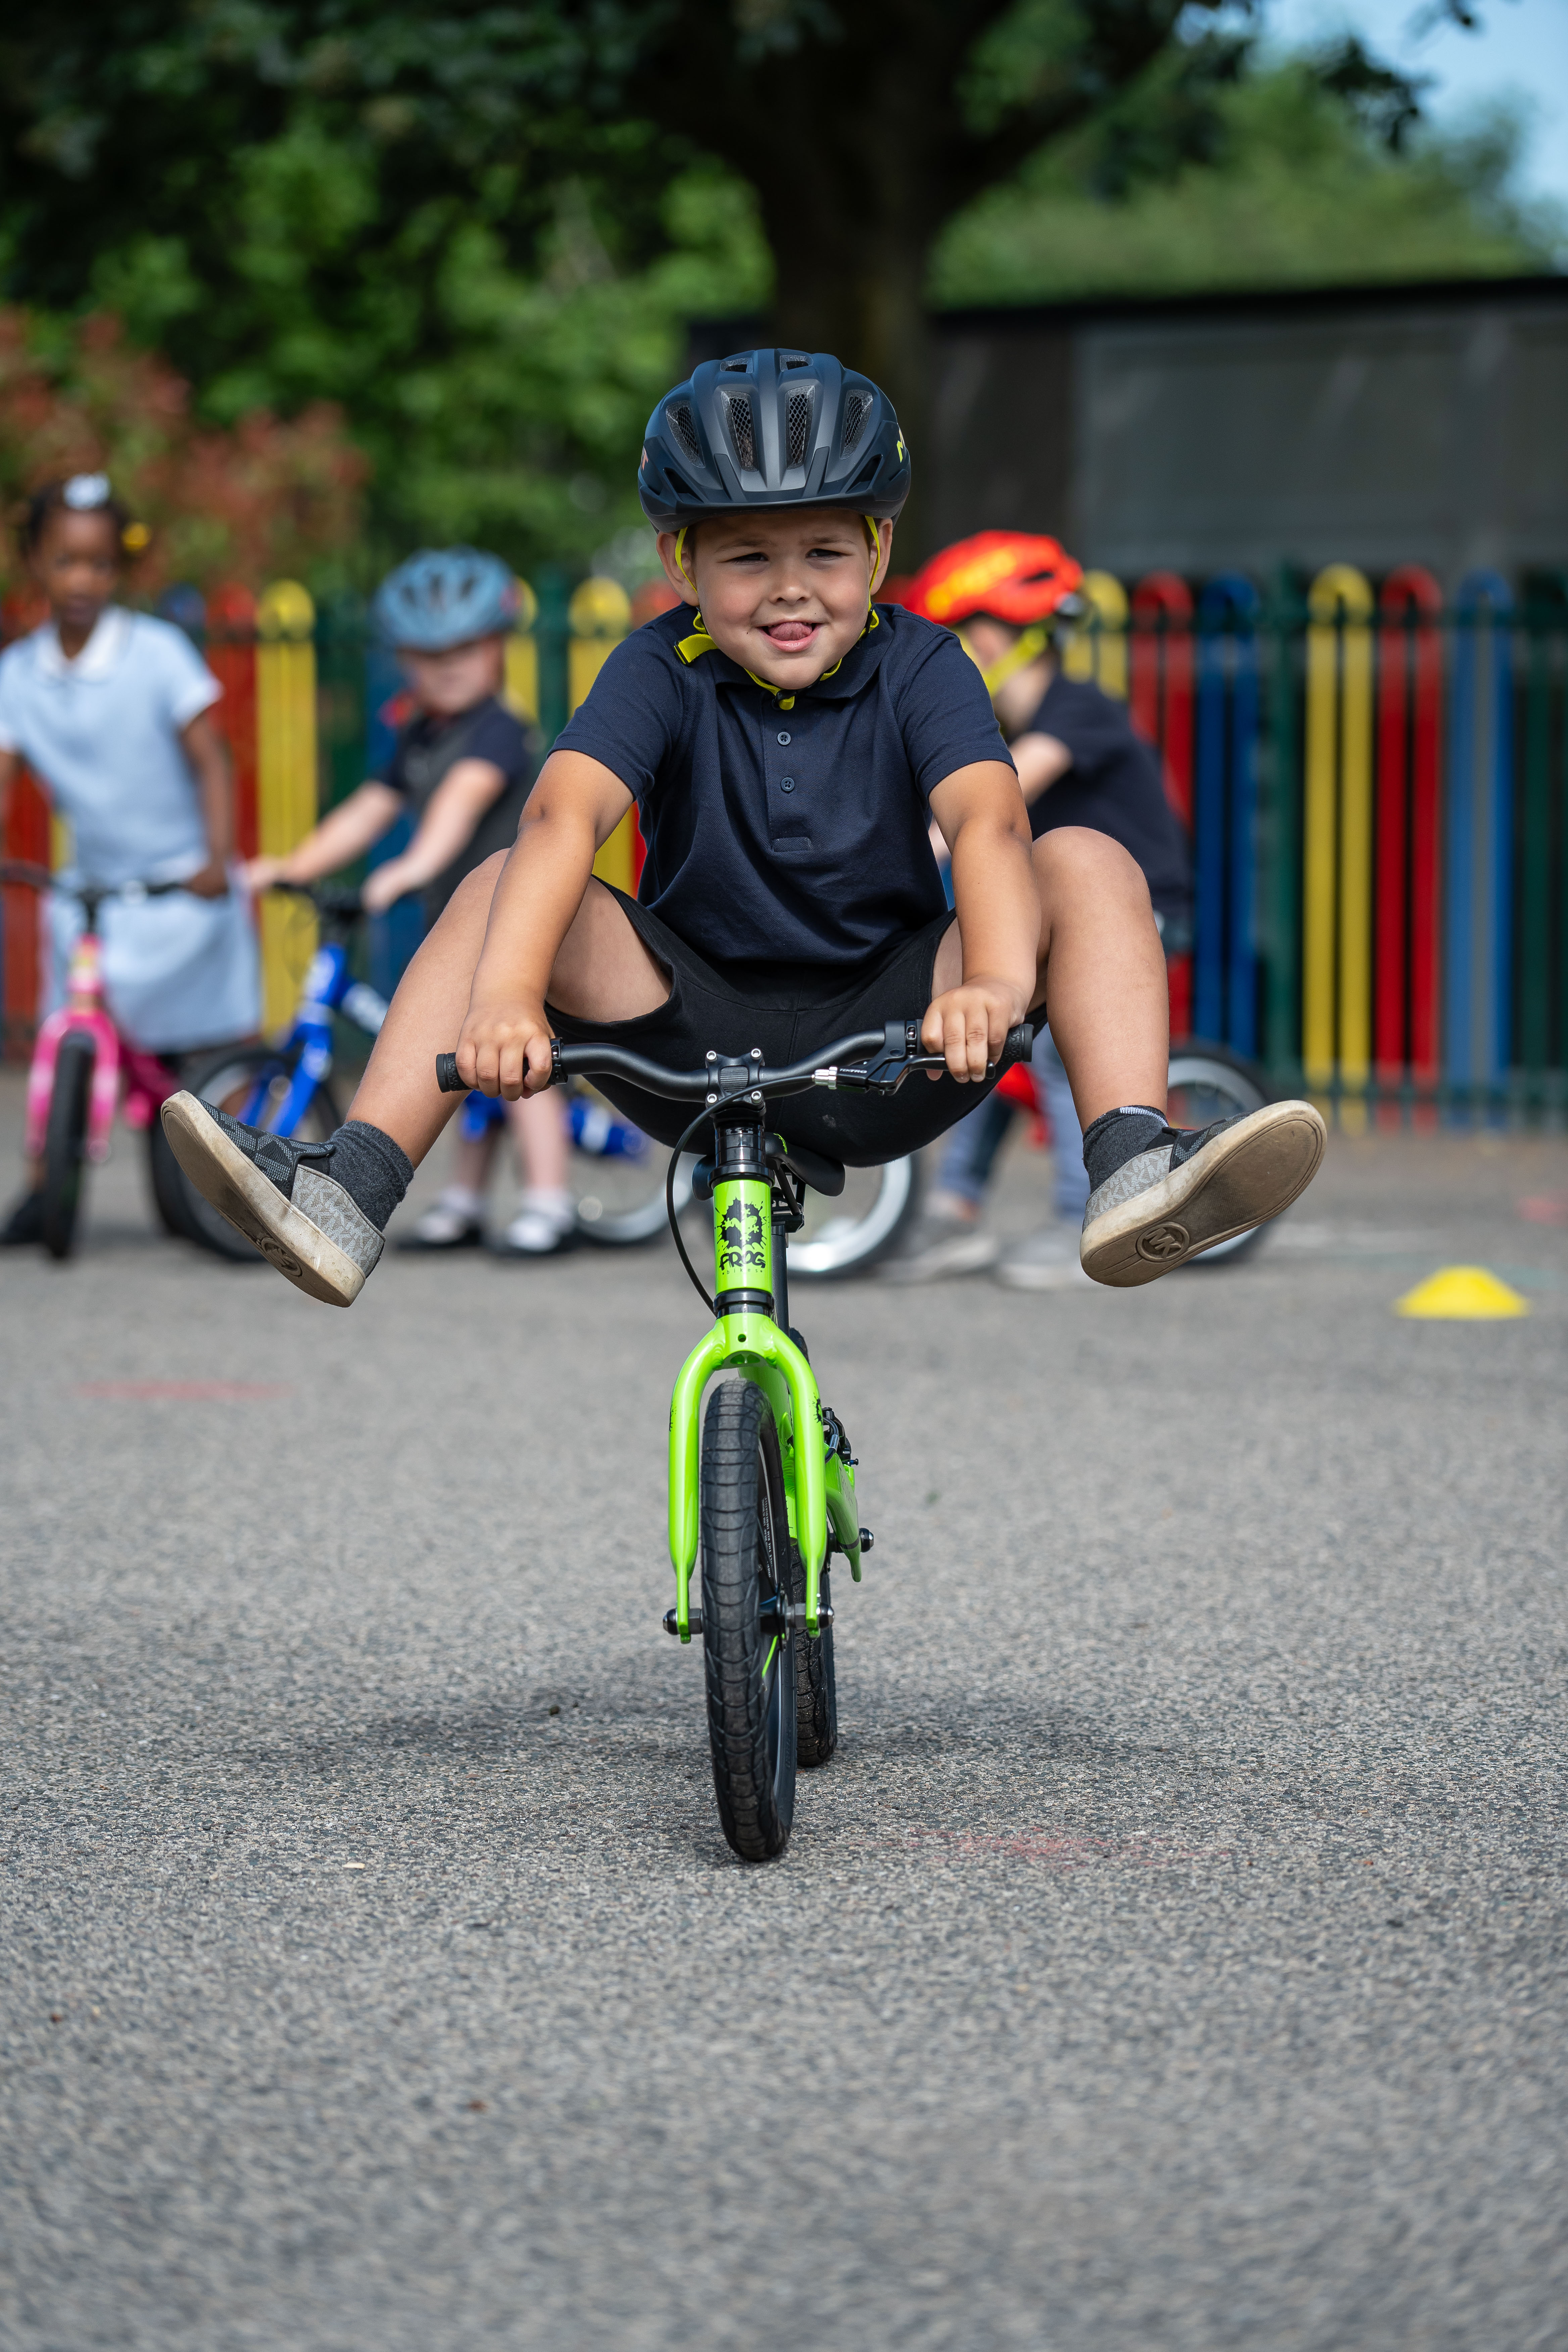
[718,1198,767,1275]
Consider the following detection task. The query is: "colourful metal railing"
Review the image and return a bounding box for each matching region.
[4,567,1567,1116]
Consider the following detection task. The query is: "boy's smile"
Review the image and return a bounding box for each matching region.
[657,508,893,691]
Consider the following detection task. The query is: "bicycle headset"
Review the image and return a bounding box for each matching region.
[373,548,518,653]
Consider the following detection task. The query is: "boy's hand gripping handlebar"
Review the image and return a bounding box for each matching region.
[435,1020,1034,1103]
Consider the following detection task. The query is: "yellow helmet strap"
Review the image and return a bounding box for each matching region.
[863,514,888,601]
[957,622,1050,699]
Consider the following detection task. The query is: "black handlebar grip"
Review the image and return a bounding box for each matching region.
[435,1054,465,1093]
[1004,1023,1034,1063]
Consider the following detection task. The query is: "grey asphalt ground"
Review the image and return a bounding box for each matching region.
[3,1066,1567,2351]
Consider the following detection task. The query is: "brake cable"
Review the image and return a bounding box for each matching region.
[667,1106,717,1314]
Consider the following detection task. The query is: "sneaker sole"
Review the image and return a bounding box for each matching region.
[159,1092,368,1307]
[1080,1100,1327,1289]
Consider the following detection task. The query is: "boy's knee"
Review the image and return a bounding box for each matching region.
[444,849,508,919]
[1033,825,1149,908]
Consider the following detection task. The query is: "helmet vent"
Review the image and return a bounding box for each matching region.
[785,392,812,470]
[783,352,810,369]
[725,393,756,471]
[841,391,871,453]
[668,402,701,461]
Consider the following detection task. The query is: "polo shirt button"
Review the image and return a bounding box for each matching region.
[777,731,791,744]
[780,777,796,792]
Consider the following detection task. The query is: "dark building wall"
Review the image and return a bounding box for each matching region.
[930,278,1568,588]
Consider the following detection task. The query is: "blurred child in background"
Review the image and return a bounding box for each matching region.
[244,547,576,1256]
[892,532,1192,1289]
[0,473,258,1244]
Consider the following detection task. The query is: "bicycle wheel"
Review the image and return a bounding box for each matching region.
[146,1113,193,1240]
[173,1046,340,1263]
[787,1154,922,1280]
[40,1031,96,1261]
[791,1547,837,1768]
[700,1379,797,1862]
[1166,1042,1273,1268]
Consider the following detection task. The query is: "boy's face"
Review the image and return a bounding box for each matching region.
[656,508,893,693]
[399,634,505,717]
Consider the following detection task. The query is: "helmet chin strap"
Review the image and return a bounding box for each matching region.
[863,514,887,601]
[958,621,1050,698]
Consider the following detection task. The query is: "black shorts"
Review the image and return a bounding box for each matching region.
[547,889,1013,1167]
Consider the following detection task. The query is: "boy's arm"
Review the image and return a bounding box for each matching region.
[360,758,506,914]
[179,710,238,897]
[455,747,633,1097]
[926,760,1040,1081]
[243,781,403,895]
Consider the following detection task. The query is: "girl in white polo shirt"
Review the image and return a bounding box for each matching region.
[0,474,259,1244]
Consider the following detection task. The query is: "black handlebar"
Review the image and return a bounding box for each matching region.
[436,1021,1034,1104]
[0,862,198,907]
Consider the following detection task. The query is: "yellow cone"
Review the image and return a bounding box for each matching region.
[1394,1266,1530,1319]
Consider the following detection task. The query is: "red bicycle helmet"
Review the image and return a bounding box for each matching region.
[905,531,1083,628]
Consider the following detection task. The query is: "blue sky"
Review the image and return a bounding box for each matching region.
[1227,0,1568,214]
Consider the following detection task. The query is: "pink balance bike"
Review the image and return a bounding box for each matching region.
[2,859,224,1261]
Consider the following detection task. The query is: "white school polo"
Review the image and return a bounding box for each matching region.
[0,608,260,1050]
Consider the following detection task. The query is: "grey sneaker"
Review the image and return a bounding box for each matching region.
[1080,1100,1326,1288]
[881,1210,998,1283]
[159,1092,383,1306]
[995,1225,1094,1291]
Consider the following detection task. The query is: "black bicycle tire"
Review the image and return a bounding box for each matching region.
[788,1154,924,1282]
[174,1046,340,1263]
[40,1031,95,1261]
[146,1112,194,1240]
[791,1547,837,1767]
[1166,1040,1273,1268]
[700,1380,797,1862]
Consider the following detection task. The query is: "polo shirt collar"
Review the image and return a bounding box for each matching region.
[677,606,890,710]
[35,606,132,682]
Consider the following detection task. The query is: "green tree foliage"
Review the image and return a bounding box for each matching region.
[0,3,1553,572]
[0,0,1243,562]
[931,51,1561,304]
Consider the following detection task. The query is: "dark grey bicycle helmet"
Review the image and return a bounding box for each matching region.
[374,547,517,651]
[638,349,911,530]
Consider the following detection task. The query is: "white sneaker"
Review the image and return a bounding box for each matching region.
[880,1210,998,1283]
[494,1189,577,1258]
[403,1187,485,1250]
[994,1226,1094,1291]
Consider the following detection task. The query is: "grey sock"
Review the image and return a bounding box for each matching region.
[324,1120,414,1233]
[1082,1105,1169,1194]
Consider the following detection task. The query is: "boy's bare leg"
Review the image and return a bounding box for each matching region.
[935,823,1324,1285]
[348,861,668,1167]
[932,825,1167,1121]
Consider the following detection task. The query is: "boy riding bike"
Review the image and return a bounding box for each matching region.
[242,547,575,1257]
[161,349,1324,1303]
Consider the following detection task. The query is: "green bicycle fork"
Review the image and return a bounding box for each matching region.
[666,1110,863,1643]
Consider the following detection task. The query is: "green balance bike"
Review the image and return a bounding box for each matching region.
[438,1017,1032,1863]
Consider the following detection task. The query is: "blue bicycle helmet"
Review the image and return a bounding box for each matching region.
[638,349,911,530]
[374,547,518,651]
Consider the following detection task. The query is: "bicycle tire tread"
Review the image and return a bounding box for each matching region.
[700,1382,796,1861]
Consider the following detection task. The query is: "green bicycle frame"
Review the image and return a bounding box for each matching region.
[667,1148,862,1644]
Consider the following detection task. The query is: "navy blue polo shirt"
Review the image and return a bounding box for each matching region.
[554,602,1012,974]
